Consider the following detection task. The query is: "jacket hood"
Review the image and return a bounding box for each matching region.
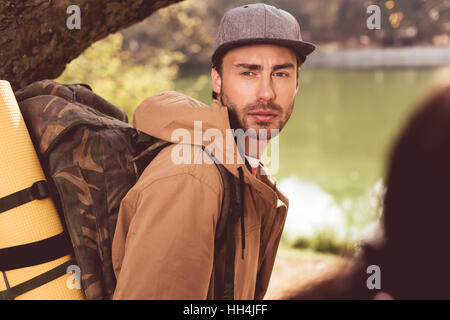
[132,91,284,208]
[133,91,245,180]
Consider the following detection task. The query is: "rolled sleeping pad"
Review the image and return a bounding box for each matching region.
[0,80,84,300]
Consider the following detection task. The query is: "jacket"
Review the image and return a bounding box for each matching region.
[112,91,288,299]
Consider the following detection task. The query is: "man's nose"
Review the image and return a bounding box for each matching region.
[257,75,275,102]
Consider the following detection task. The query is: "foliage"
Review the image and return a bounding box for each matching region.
[120,0,450,74]
[121,0,218,74]
[291,228,355,257]
[56,33,185,121]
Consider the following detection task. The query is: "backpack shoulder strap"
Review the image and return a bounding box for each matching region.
[213,162,238,300]
[201,146,240,300]
[213,163,233,242]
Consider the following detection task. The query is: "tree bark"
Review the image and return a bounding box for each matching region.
[0,0,183,91]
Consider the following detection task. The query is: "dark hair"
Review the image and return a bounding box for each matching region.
[377,83,450,299]
[211,49,303,100]
[285,83,450,300]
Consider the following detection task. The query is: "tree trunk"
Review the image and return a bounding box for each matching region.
[0,0,183,91]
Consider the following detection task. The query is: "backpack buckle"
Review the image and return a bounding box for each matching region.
[30,180,50,200]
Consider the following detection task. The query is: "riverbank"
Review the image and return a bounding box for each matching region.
[265,246,350,299]
[306,46,450,69]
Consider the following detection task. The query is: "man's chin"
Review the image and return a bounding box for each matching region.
[243,126,280,140]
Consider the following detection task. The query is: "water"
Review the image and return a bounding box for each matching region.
[177,68,440,242]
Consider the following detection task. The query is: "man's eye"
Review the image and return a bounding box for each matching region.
[274,72,289,77]
[241,71,254,76]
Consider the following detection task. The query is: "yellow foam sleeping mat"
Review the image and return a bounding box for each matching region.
[0,80,84,300]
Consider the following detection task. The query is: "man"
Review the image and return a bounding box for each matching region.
[112,3,315,299]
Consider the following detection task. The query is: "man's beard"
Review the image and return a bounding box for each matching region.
[219,90,294,140]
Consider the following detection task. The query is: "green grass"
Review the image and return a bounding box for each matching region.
[281,228,357,257]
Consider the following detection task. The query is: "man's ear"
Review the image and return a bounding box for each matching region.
[211,68,222,95]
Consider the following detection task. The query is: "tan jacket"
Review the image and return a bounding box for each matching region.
[112,92,288,299]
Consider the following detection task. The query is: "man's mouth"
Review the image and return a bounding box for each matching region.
[248,109,278,122]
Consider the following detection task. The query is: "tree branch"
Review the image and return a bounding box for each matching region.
[0,0,183,90]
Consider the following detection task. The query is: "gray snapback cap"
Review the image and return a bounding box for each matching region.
[212,3,316,65]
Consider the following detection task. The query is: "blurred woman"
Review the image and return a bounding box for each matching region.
[285,81,450,300]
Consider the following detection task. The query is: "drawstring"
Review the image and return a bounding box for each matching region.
[238,167,245,260]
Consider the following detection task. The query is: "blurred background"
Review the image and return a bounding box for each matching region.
[55,0,450,298]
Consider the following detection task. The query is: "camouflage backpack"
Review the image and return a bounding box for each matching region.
[2,80,241,300]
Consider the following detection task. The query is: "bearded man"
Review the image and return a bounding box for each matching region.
[112,3,315,299]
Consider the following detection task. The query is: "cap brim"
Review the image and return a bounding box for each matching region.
[212,38,316,64]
